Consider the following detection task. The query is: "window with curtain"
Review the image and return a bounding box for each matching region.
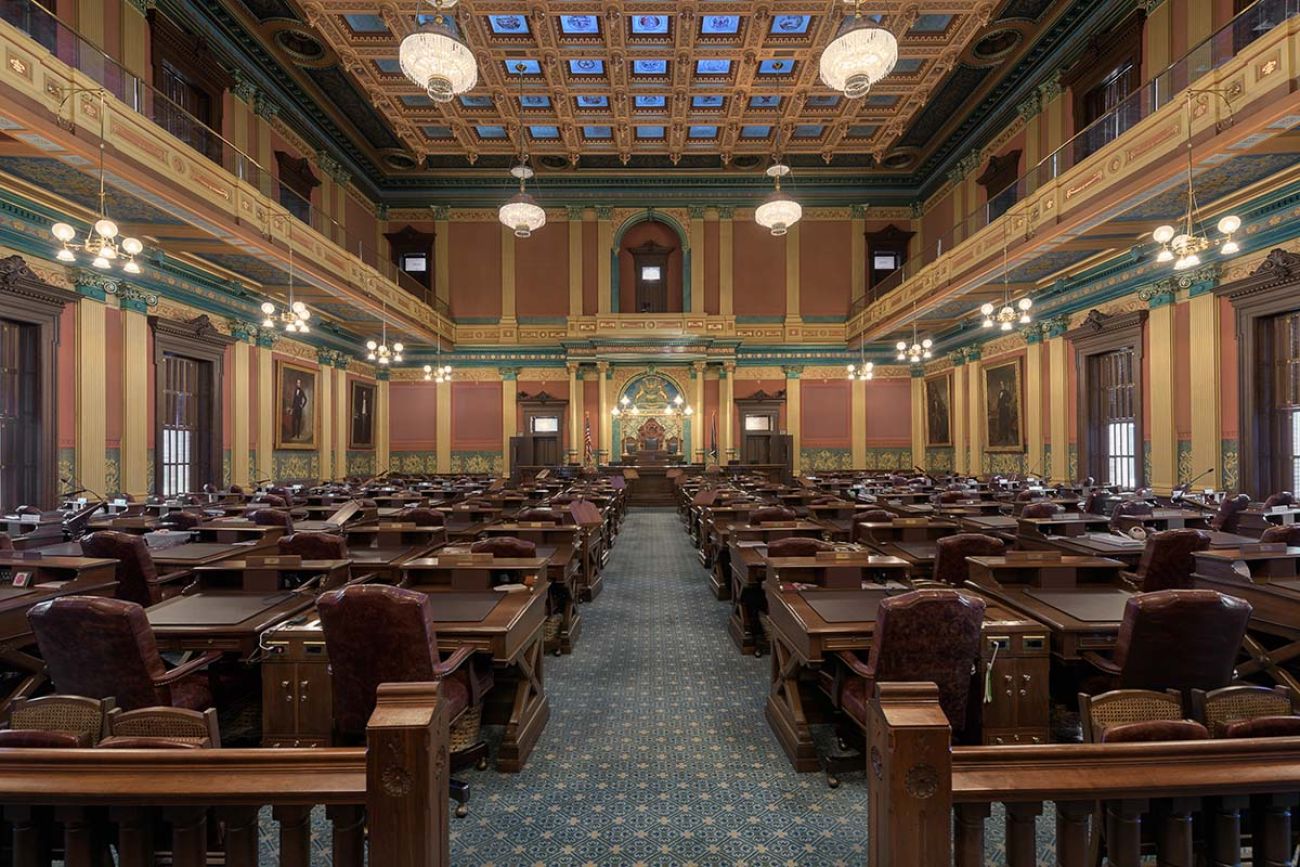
[159,353,214,497]
[0,319,39,511]
[1270,312,1300,492]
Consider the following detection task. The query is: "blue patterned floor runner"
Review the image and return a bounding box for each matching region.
[266,508,1054,864]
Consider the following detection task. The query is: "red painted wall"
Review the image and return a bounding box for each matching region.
[390,381,437,451]
[451,381,502,451]
[516,229,569,318]
[448,222,502,319]
[703,219,720,315]
[732,221,785,318]
[617,221,683,313]
[799,222,851,319]
[867,378,912,446]
[801,380,851,448]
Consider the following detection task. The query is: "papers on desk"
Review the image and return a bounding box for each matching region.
[1080,532,1145,549]
[144,530,194,550]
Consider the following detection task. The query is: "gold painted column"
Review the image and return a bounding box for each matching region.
[121,0,149,80]
[375,372,391,475]
[567,362,581,463]
[1039,73,1065,157]
[333,364,348,481]
[1145,0,1173,87]
[850,205,866,308]
[1047,328,1070,484]
[1188,283,1222,488]
[692,361,706,462]
[852,373,868,469]
[230,331,251,489]
[318,351,334,482]
[436,377,452,474]
[596,361,611,464]
[721,361,735,462]
[1017,95,1041,182]
[952,359,968,475]
[784,366,803,475]
[718,208,735,318]
[966,352,984,476]
[567,207,584,319]
[910,369,925,473]
[500,225,517,341]
[1147,289,1177,493]
[1025,333,1045,478]
[596,207,613,315]
[784,223,801,329]
[117,289,151,497]
[434,205,451,310]
[500,367,519,477]
[255,336,275,483]
[72,275,107,497]
[689,206,705,315]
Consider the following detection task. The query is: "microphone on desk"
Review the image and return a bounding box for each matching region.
[1171,468,1215,502]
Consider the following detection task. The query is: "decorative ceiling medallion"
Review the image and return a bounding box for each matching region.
[880,151,915,169]
[267,21,332,67]
[382,150,420,170]
[966,24,1028,66]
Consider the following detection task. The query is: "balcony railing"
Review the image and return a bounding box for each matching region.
[0,0,450,318]
[850,0,1300,321]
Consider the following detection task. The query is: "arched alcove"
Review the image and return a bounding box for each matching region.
[611,211,691,313]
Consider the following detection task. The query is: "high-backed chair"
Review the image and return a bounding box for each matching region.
[0,532,12,551]
[161,509,204,531]
[1021,502,1062,519]
[749,506,796,524]
[1263,491,1295,509]
[851,510,893,544]
[317,584,487,817]
[1082,489,1105,514]
[253,494,288,509]
[278,532,349,561]
[932,534,1006,585]
[1128,529,1211,592]
[1079,689,1208,743]
[99,706,221,749]
[830,590,985,772]
[0,695,111,748]
[469,536,537,558]
[396,507,444,527]
[1210,493,1251,533]
[517,507,564,524]
[766,537,833,557]
[252,508,294,533]
[1260,524,1300,546]
[1108,500,1154,533]
[1192,685,1300,738]
[1082,589,1252,696]
[936,490,966,504]
[28,597,218,711]
[80,530,185,607]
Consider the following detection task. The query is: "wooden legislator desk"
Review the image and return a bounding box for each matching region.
[1193,545,1300,693]
[260,586,550,769]
[763,582,1050,770]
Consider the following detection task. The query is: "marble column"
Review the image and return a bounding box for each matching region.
[500,367,519,476]
[597,361,610,464]
[255,333,275,483]
[1188,277,1222,488]
[784,366,803,475]
[375,370,391,475]
[116,287,152,497]
[72,273,107,497]
[909,367,925,474]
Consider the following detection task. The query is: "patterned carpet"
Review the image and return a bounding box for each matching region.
[269,508,1054,864]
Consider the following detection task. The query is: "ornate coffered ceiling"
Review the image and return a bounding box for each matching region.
[174,0,1121,201]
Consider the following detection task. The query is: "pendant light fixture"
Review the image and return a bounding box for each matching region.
[980,224,1031,331]
[498,64,546,238]
[423,334,453,382]
[399,0,477,103]
[1151,90,1241,271]
[846,339,874,381]
[755,129,802,237]
[50,89,144,273]
[895,323,932,364]
[260,218,312,333]
[819,0,899,99]
[366,299,403,365]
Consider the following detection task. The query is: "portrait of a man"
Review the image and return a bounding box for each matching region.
[983,359,1024,451]
[350,380,376,449]
[924,374,951,447]
[275,360,318,449]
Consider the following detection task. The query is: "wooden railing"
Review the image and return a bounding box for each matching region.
[868,683,1300,866]
[0,682,451,866]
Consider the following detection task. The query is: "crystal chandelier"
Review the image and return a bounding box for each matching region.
[399,0,477,103]
[423,336,453,382]
[847,341,874,381]
[50,90,143,273]
[498,67,546,238]
[981,228,1031,331]
[755,162,802,237]
[260,227,311,333]
[819,0,899,99]
[1151,92,1241,271]
[896,322,932,364]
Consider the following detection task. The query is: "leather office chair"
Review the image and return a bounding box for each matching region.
[1192,685,1300,738]
[253,494,288,508]
[1210,493,1251,533]
[80,530,186,607]
[932,534,1005,585]
[826,590,985,784]
[750,506,796,524]
[228,484,244,495]
[1079,689,1208,743]
[1082,589,1251,696]
[161,509,203,531]
[766,537,833,557]
[252,508,294,533]
[0,532,11,551]
[28,597,218,712]
[278,532,349,560]
[1082,489,1105,515]
[851,509,893,537]
[395,507,444,527]
[517,507,564,524]
[1263,491,1295,509]
[1015,490,1038,503]
[317,584,488,817]
[1260,524,1300,546]
[0,695,110,747]
[936,490,966,504]
[469,536,537,558]
[1020,502,1062,519]
[267,486,296,505]
[1127,529,1211,593]
[1109,500,1154,533]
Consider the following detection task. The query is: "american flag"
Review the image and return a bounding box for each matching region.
[709,411,718,464]
[584,412,594,466]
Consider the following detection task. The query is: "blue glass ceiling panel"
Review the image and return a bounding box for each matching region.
[701,15,740,34]
[575,95,609,108]
[504,59,542,75]
[636,125,666,138]
[584,126,612,139]
[344,14,386,32]
[530,125,560,139]
[867,94,898,106]
[400,95,433,107]
[374,58,401,74]
[692,95,724,108]
[569,58,605,74]
[634,95,666,108]
[805,95,841,108]
[911,14,952,32]
[894,58,924,73]
[847,125,878,137]
[793,124,824,138]
[757,59,794,75]
[770,15,810,34]
[487,14,529,34]
[633,59,668,74]
[423,125,452,138]
[749,95,781,108]
[559,15,599,34]
[741,125,771,138]
[477,125,507,139]
[695,58,731,75]
[459,94,493,108]
[688,125,718,138]
[630,14,670,34]
[520,95,551,108]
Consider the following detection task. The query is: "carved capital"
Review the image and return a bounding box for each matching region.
[781,364,803,380]
[1037,70,1063,102]
[1015,91,1041,121]
[594,206,614,221]
[123,0,155,14]
[430,204,451,221]
[565,205,586,221]
[109,284,158,313]
[70,268,116,302]
[253,92,280,120]
[498,366,521,381]
[717,206,736,219]
[850,203,868,219]
[230,69,257,104]
[687,204,707,219]
[1138,279,1177,309]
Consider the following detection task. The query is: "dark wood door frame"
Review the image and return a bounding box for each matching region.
[1065,308,1147,487]
[149,314,234,495]
[0,256,77,509]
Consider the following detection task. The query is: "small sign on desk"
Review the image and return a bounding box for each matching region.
[1242,542,1287,554]
[1005,550,1063,562]
[11,571,32,588]
[247,555,304,567]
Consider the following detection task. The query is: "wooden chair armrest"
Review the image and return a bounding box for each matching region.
[154,650,223,686]
[834,649,874,679]
[432,645,476,680]
[1118,571,1141,592]
[1080,650,1122,676]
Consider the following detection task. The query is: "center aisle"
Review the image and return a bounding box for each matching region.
[453,507,869,866]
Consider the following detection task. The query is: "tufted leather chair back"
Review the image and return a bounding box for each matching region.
[868,590,986,740]
[0,532,11,551]
[516,508,564,524]
[28,596,172,710]
[1210,493,1251,533]
[750,506,796,525]
[1114,589,1251,693]
[1020,502,1062,520]
[80,530,161,607]
[1260,524,1300,546]
[1134,529,1211,592]
[396,507,444,527]
[252,508,294,533]
[278,532,349,560]
[1263,491,1295,509]
[470,536,537,558]
[1109,499,1154,533]
[766,537,833,558]
[932,534,1006,585]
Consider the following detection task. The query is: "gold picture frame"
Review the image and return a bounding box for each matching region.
[274,359,320,450]
[924,373,952,447]
[349,380,376,450]
[983,357,1025,452]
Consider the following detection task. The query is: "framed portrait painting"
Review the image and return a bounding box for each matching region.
[275,359,319,450]
[924,373,952,447]
[983,358,1025,452]
[349,380,376,449]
